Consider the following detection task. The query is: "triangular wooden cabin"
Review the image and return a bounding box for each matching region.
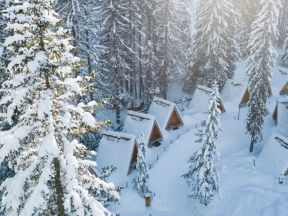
[148,97,184,131]
[280,81,288,96]
[260,134,288,178]
[97,131,138,183]
[272,98,288,127]
[239,86,249,108]
[123,111,163,147]
[189,85,225,113]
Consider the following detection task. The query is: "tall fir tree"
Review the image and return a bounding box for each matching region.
[281,0,288,67]
[134,133,150,196]
[184,0,238,92]
[282,37,288,66]
[232,0,260,57]
[0,0,8,74]
[142,0,161,107]
[182,82,221,206]
[0,0,119,215]
[154,0,192,99]
[56,0,102,101]
[278,0,288,46]
[246,0,281,153]
[98,0,131,125]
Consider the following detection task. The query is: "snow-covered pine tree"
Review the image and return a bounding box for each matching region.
[183,82,221,206]
[56,0,103,101]
[124,0,148,107]
[231,0,260,57]
[282,37,288,66]
[0,0,8,76]
[281,0,288,66]
[0,162,14,211]
[184,0,238,92]
[0,0,7,43]
[154,0,191,99]
[0,0,119,215]
[98,0,131,125]
[140,0,161,107]
[246,0,281,153]
[278,0,288,46]
[134,133,150,196]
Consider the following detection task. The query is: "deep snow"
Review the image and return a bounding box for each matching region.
[106,61,288,216]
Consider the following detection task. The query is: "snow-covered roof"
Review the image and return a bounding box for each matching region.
[260,133,288,177]
[222,79,246,100]
[123,110,162,146]
[148,97,183,130]
[97,130,137,184]
[189,85,225,113]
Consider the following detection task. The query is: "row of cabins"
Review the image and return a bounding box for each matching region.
[96,87,226,184]
[96,81,288,186]
[97,97,185,183]
[96,97,187,206]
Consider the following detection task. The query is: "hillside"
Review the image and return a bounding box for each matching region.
[106,61,288,216]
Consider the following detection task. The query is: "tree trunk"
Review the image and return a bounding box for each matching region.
[53,158,65,216]
[85,28,94,101]
[249,142,254,153]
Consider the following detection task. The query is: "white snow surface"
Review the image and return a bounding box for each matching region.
[105,61,288,216]
[259,133,288,177]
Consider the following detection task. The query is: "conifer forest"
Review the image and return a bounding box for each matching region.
[0,0,288,215]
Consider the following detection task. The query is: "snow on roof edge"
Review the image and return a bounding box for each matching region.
[152,96,175,107]
[102,130,136,141]
[127,110,156,121]
[197,85,212,93]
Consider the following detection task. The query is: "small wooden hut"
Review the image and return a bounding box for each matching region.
[239,86,249,108]
[123,111,163,147]
[97,131,138,183]
[189,85,225,113]
[148,97,184,131]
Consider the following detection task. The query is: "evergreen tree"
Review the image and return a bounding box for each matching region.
[56,0,102,100]
[134,133,150,196]
[278,0,288,46]
[282,37,288,66]
[98,0,131,125]
[0,0,7,43]
[154,0,192,98]
[0,0,119,215]
[232,0,260,57]
[183,82,221,206]
[0,162,14,212]
[246,0,281,153]
[142,0,161,107]
[0,0,8,76]
[184,0,238,92]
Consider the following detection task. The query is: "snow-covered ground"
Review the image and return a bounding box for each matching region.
[107,61,288,216]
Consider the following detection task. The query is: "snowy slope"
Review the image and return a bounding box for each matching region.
[107,62,288,216]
